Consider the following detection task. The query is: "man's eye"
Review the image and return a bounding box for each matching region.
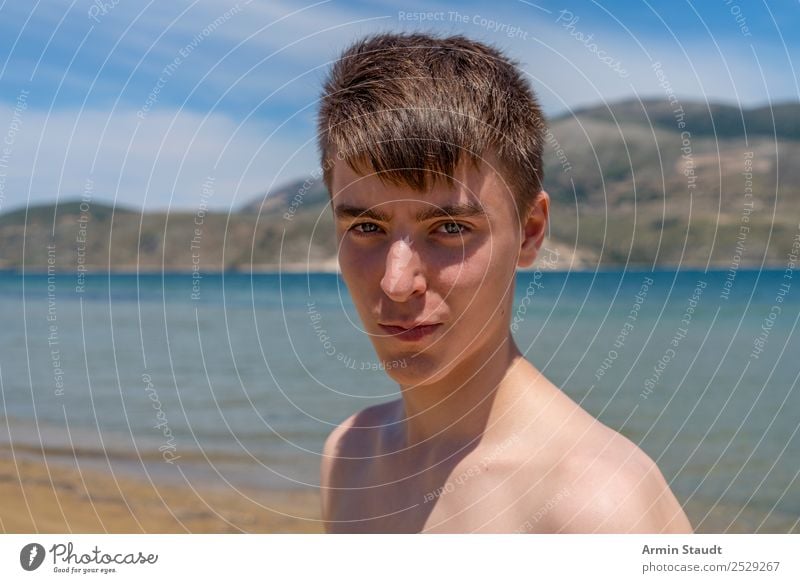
[350,222,381,235]
[436,222,469,235]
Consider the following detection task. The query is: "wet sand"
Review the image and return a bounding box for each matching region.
[0,450,323,533]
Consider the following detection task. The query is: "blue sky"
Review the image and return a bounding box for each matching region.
[0,0,798,211]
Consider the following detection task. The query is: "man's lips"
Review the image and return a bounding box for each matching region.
[378,322,443,341]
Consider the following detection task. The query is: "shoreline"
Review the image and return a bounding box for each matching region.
[0,449,323,533]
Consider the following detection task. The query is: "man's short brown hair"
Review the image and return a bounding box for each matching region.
[317,32,547,219]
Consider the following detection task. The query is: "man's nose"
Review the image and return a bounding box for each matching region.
[380,235,426,301]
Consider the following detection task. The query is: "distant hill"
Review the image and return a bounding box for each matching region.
[563,99,800,140]
[542,99,800,266]
[239,177,329,215]
[1,98,798,272]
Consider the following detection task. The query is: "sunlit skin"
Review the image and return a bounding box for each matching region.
[320,151,693,534]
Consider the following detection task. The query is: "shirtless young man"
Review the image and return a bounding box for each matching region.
[317,33,693,534]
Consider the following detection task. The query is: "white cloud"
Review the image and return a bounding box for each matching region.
[0,104,320,213]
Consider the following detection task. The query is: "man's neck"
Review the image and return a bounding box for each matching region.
[396,333,531,457]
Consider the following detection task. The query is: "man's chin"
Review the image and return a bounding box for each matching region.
[376,353,454,387]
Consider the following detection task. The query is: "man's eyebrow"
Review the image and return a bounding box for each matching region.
[415,202,487,222]
[333,202,487,222]
[333,205,391,222]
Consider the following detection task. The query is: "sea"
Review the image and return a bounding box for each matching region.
[0,268,797,532]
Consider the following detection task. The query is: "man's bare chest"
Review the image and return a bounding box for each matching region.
[327,455,542,533]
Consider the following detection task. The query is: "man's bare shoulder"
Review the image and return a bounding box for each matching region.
[539,426,693,533]
[319,400,400,529]
[322,399,398,459]
[502,373,691,533]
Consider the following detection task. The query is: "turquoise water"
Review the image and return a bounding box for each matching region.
[0,269,798,532]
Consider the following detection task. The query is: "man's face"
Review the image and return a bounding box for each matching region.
[330,153,544,387]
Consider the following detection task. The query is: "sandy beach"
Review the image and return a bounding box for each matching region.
[0,450,323,533]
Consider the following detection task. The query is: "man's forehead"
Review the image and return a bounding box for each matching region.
[331,182,489,225]
[328,157,507,211]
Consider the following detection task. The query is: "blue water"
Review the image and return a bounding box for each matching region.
[0,269,798,532]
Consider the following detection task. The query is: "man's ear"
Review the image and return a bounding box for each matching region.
[517,190,550,268]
